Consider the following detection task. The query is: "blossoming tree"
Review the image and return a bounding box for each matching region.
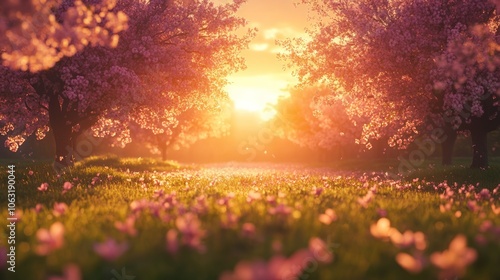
[280,0,500,168]
[0,0,251,167]
[0,0,128,72]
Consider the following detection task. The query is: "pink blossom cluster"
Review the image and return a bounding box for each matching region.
[1,0,128,72]
[370,217,478,278]
[219,237,333,280]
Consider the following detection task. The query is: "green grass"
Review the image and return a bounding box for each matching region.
[315,157,500,188]
[1,156,499,279]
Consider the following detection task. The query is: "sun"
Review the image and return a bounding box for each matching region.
[228,88,279,121]
[226,77,288,121]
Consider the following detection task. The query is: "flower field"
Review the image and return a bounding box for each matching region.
[1,156,499,280]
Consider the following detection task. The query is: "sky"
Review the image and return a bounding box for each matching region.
[217,0,310,118]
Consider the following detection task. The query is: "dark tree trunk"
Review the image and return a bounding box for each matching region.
[49,95,74,169]
[470,126,489,169]
[33,73,97,170]
[468,91,500,168]
[53,125,74,167]
[442,127,457,165]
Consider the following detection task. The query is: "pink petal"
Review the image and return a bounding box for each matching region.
[396,253,423,273]
[93,239,128,261]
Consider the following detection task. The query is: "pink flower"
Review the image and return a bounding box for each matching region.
[377,208,387,217]
[311,186,323,196]
[166,229,178,254]
[266,195,276,205]
[175,213,206,252]
[53,202,68,217]
[13,209,23,221]
[217,193,234,206]
[396,252,425,274]
[357,190,375,208]
[62,182,73,194]
[28,170,34,176]
[467,200,480,212]
[63,182,72,190]
[48,263,81,280]
[34,203,44,213]
[283,249,316,278]
[93,239,128,261]
[440,186,454,200]
[160,213,172,223]
[36,222,64,255]
[38,183,49,191]
[192,195,208,214]
[219,260,271,280]
[114,216,137,236]
[162,192,178,208]
[221,212,239,229]
[309,237,334,263]
[268,203,293,216]
[370,218,397,239]
[219,253,307,280]
[319,208,337,225]
[130,199,149,213]
[479,220,492,232]
[430,235,477,279]
[219,238,333,280]
[153,189,165,198]
[440,202,452,213]
[241,223,256,238]
[476,188,490,200]
[390,230,427,250]
[91,176,100,185]
[247,190,262,203]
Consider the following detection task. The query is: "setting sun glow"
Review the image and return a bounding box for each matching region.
[222,0,308,121]
[226,76,289,120]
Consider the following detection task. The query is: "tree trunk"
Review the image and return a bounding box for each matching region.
[48,95,74,170]
[470,126,488,169]
[52,125,74,169]
[441,127,457,165]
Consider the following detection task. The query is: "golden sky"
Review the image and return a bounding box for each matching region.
[218,0,310,118]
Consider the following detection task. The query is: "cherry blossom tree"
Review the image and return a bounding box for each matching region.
[273,86,363,159]
[0,0,251,168]
[0,0,128,72]
[434,14,500,167]
[280,0,500,168]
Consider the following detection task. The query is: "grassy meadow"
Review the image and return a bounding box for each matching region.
[1,156,499,280]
